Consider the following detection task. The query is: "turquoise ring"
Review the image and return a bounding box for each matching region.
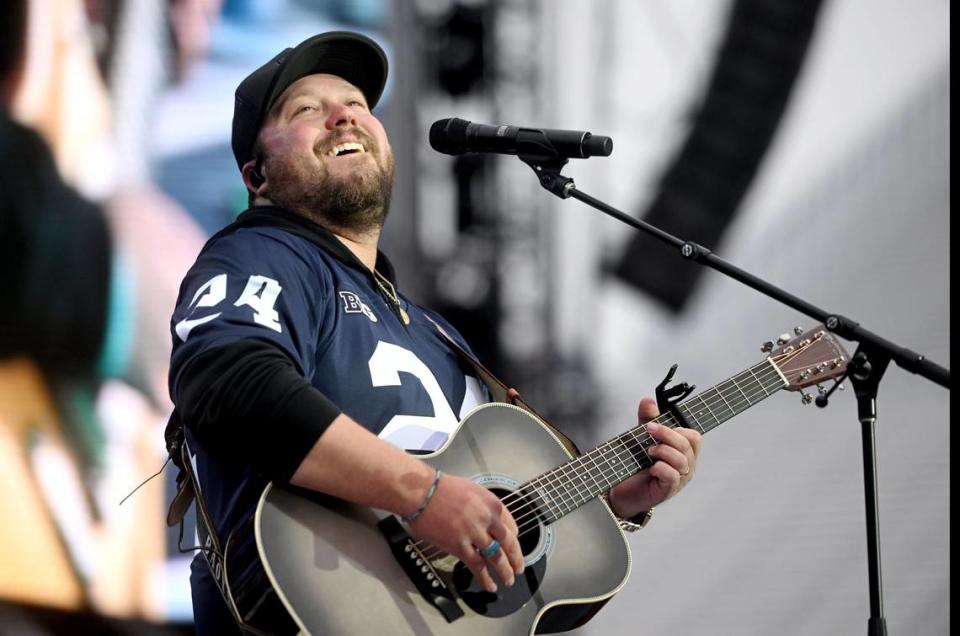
[481,540,501,558]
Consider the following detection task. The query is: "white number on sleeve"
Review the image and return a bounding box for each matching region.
[175,273,283,341]
[174,274,227,341]
[234,275,283,332]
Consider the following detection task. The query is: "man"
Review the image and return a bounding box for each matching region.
[169,31,701,635]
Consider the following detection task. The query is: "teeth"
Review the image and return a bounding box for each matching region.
[328,142,366,157]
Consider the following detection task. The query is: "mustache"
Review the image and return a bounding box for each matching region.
[315,129,378,156]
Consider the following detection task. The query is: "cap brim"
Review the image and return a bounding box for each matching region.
[264,31,388,116]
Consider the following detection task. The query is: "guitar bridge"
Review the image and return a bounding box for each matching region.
[377,516,464,623]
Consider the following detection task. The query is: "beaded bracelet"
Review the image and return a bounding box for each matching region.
[402,468,442,523]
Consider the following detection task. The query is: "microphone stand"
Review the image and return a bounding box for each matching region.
[517,151,950,636]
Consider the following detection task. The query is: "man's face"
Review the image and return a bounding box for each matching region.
[256,73,395,233]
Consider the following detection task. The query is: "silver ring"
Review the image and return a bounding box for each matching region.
[480,540,501,558]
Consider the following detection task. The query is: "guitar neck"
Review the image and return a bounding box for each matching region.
[522,358,789,524]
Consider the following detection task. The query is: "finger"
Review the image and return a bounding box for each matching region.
[461,546,498,593]
[676,427,703,458]
[484,520,520,584]
[649,442,692,476]
[501,502,520,536]
[486,542,517,587]
[647,460,682,493]
[637,397,660,423]
[498,509,525,576]
[646,421,694,456]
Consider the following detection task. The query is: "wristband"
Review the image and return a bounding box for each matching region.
[602,491,654,532]
[402,468,442,523]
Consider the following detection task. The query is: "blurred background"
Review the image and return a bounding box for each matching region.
[0,0,948,634]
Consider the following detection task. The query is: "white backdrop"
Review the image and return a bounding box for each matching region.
[530,1,949,634]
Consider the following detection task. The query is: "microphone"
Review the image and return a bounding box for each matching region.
[429,118,613,159]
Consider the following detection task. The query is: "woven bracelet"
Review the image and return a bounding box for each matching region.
[402,468,442,523]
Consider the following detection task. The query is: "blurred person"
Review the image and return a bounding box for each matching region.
[0,0,185,621]
[167,31,702,635]
[11,0,210,411]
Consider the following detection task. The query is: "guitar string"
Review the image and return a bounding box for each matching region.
[502,344,827,534]
[412,345,825,560]
[510,342,825,524]
[412,362,787,561]
[409,366,784,563]
[412,346,821,561]
[414,370,782,560]
[521,359,787,520]
[412,344,833,560]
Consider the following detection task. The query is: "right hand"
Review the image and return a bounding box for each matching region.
[408,473,524,594]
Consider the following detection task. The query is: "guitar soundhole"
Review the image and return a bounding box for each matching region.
[451,487,547,617]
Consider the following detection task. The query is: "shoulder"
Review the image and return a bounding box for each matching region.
[187,226,337,288]
[201,226,317,267]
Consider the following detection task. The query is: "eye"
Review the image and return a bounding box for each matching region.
[348,100,366,109]
[294,104,316,115]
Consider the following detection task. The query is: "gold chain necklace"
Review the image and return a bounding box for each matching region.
[374,271,410,325]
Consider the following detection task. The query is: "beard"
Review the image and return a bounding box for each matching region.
[265,134,395,235]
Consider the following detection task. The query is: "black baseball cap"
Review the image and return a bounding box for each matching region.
[231,31,388,171]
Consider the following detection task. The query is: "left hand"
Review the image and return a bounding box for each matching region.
[608,397,702,520]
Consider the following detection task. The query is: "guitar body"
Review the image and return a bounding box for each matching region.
[255,403,632,635]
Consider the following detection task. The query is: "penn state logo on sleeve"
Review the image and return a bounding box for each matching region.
[175,273,283,341]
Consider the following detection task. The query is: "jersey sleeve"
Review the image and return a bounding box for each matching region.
[169,228,325,394]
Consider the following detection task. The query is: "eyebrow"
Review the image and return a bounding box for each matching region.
[276,84,367,115]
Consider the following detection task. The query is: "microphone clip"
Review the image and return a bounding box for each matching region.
[520,154,575,199]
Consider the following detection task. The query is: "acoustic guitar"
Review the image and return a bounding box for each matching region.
[254,326,848,635]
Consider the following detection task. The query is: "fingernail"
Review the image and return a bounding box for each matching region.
[647,422,659,433]
[507,575,515,586]
[488,583,498,593]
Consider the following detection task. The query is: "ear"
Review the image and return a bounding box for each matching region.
[242,158,266,196]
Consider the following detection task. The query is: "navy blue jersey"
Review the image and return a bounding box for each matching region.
[168,207,488,633]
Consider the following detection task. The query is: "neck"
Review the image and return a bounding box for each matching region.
[331,227,381,272]
[255,197,383,271]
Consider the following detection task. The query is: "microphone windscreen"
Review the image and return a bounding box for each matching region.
[582,134,613,157]
[429,118,470,155]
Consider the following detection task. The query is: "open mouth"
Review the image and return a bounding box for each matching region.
[327,142,367,158]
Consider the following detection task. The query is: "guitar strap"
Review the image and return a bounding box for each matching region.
[165,413,291,635]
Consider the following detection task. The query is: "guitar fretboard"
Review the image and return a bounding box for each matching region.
[520,358,788,524]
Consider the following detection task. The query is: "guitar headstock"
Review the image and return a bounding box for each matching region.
[765,325,850,393]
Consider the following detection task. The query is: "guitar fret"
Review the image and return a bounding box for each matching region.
[611,437,642,478]
[688,394,719,431]
[531,475,563,523]
[562,464,580,515]
[732,372,754,406]
[714,383,738,420]
[521,347,818,524]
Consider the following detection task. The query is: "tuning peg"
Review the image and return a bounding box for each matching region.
[794,326,804,335]
[837,384,845,391]
[761,340,775,353]
[817,384,827,395]
[801,391,814,405]
[777,333,791,345]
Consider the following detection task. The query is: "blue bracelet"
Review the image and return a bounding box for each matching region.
[402,468,442,523]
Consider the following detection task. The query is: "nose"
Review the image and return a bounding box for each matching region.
[325,102,357,130]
